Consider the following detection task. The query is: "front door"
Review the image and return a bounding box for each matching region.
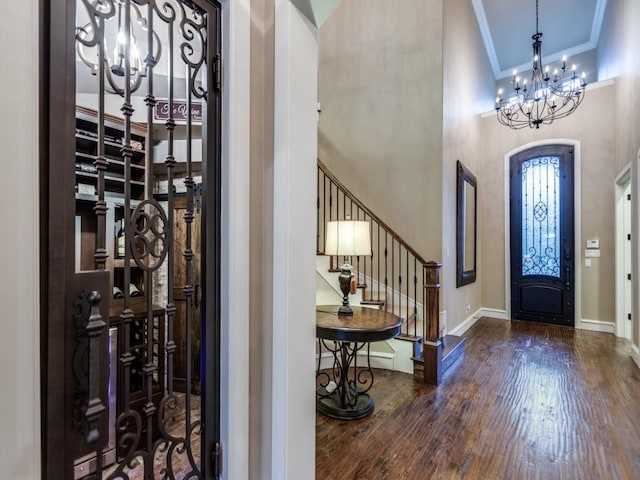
[510,145,575,326]
[42,0,222,478]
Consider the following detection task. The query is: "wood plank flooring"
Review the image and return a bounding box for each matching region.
[316,317,640,480]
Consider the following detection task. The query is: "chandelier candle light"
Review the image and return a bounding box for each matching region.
[495,0,587,129]
[324,220,372,316]
[76,0,161,95]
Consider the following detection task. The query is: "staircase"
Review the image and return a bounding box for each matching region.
[316,160,464,385]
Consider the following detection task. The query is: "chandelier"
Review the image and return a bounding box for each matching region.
[495,0,587,129]
[76,0,161,95]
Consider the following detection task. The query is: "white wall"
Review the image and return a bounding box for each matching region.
[0,0,41,476]
[221,0,252,478]
[271,1,318,478]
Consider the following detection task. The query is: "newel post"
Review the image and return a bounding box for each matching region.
[423,261,442,385]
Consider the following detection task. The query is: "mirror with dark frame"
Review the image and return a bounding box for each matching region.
[456,160,477,287]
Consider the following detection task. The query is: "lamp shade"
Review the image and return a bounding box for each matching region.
[325,220,371,256]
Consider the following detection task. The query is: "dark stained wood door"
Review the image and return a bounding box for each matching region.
[510,145,575,326]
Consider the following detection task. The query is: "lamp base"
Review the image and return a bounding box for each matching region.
[338,262,354,316]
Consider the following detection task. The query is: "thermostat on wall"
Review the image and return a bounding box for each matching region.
[586,239,600,249]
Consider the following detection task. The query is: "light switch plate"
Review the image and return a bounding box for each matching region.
[585,259,592,267]
[585,249,600,258]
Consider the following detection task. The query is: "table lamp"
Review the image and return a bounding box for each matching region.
[324,220,371,315]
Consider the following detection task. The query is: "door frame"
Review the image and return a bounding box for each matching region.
[503,139,582,327]
[615,164,632,339]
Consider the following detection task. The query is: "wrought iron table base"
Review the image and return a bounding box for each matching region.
[316,339,374,420]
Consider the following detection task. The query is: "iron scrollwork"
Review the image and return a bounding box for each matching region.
[73,0,214,476]
[316,339,374,417]
[73,289,107,444]
[130,198,170,272]
[521,156,561,277]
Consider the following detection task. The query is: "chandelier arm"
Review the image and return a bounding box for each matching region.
[494,0,586,129]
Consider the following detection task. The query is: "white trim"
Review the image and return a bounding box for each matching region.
[221,1,251,478]
[503,139,582,327]
[632,344,640,369]
[272,3,318,478]
[614,164,632,339]
[473,0,608,79]
[446,308,509,337]
[316,350,396,371]
[590,0,609,48]
[470,0,501,79]
[448,308,482,337]
[577,318,616,334]
[615,163,633,185]
[479,308,510,320]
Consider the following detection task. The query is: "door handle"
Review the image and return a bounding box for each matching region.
[72,290,107,444]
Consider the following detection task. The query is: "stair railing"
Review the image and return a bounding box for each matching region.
[317,159,441,345]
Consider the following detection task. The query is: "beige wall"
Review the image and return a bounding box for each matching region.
[442,0,494,332]
[598,0,640,347]
[318,0,444,261]
[479,83,617,325]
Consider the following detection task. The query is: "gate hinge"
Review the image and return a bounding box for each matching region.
[628,273,632,281]
[213,54,223,92]
[628,233,632,241]
[627,193,631,201]
[628,313,632,321]
[212,441,223,479]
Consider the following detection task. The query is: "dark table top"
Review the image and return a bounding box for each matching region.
[316,305,402,343]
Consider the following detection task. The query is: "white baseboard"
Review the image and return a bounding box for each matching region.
[479,308,509,320]
[631,344,640,369]
[578,318,616,334]
[316,350,395,371]
[447,308,510,337]
[448,309,482,337]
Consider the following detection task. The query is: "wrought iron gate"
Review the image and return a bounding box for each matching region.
[42,0,222,478]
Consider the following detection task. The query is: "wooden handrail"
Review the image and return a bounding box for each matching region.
[318,159,429,266]
[318,159,443,385]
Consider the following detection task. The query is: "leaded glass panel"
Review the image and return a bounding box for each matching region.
[521,156,560,277]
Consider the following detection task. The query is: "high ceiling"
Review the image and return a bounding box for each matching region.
[471,0,608,79]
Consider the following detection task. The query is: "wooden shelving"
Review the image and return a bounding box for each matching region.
[74,106,147,202]
[74,106,148,298]
[74,105,165,455]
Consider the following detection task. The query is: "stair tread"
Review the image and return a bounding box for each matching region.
[361,299,385,306]
[411,335,465,366]
[396,334,422,342]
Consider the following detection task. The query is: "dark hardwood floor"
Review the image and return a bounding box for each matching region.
[316,317,640,480]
